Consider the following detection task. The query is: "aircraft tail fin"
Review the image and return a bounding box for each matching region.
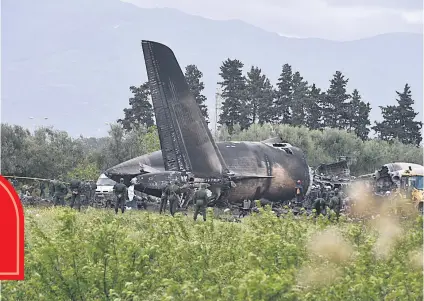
[141,40,228,177]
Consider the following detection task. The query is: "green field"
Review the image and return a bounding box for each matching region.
[2,207,423,301]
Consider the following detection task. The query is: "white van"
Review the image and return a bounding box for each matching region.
[96,174,116,196]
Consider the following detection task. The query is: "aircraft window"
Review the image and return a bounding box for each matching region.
[272,143,288,147]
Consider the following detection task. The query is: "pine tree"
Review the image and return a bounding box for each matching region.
[274,64,293,124]
[218,59,249,133]
[372,105,400,142]
[348,89,371,140]
[291,71,309,126]
[184,64,209,122]
[246,66,275,125]
[323,71,350,129]
[373,84,422,146]
[117,82,154,131]
[305,84,324,130]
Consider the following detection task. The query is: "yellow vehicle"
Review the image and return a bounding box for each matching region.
[399,169,424,213]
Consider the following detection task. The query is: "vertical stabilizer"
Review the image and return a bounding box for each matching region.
[141,40,228,177]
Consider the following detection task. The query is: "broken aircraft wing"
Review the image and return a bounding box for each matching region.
[141,40,228,178]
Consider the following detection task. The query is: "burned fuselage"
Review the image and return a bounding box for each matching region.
[105,141,310,204]
[104,40,311,205]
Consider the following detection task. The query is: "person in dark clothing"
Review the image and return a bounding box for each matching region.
[295,180,304,205]
[134,195,148,210]
[49,180,55,201]
[329,188,342,220]
[165,181,181,216]
[39,181,46,198]
[53,178,67,206]
[193,183,209,221]
[69,179,82,211]
[312,198,326,217]
[113,178,127,214]
[181,178,196,208]
[90,180,97,204]
[159,183,169,214]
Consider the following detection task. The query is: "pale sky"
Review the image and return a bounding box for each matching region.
[124,0,423,40]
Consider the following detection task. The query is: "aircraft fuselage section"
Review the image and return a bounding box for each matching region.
[105,141,310,203]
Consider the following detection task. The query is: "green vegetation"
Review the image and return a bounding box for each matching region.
[3,207,422,300]
[2,122,422,181]
[216,124,423,175]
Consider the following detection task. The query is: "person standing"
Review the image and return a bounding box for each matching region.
[165,181,181,216]
[295,180,304,205]
[113,178,127,214]
[69,178,82,211]
[193,183,209,221]
[53,177,67,206]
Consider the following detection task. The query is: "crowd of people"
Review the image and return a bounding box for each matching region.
[8,177,97,209]
[7,176,361,221]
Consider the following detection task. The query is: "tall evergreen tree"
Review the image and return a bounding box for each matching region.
[218,59,249,133]
[373,84,422,146]
[291,71,309,126]
[348,89,371,140]
[274,64,293,124]
[323,71,351,129]
[117,82,154,131]
[246,66,275,125]
[184,64,209,122]
[305,84,324,130]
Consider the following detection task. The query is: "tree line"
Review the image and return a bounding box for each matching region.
[1,122,422,181]
[1,60,421,179]
[118,62,422,146]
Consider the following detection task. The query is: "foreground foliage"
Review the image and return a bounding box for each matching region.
[3,207,423,300]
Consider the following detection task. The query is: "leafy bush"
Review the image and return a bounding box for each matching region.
[66,162,100,182]
[218,124,423,175]
[3,207,422,300]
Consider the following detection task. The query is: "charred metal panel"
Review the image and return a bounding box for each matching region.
[316,160,350,178]
[141,40,228,177]
[106,141,311,203]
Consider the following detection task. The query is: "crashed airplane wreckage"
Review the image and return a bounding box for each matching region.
[105,40,311,205]
[313,159,352,188]
[357,162,424,191]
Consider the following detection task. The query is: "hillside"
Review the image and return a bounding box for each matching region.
[2,0,423,137]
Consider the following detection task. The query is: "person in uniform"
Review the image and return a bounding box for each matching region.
[80,179,88,205]
[53,177,67,206]
[193,183,209,221]
[329,188,342,220]
[39,181,46,198]
[49,179,55,201]
[165,181,181,216]
[181,178,196,208]
[69,178,82,211]
[312,197,326,217]
[113,178,127,214]
[134,194,148,210]
[295,180,304,205]
[90,180,97,204]
[159,183,169,214]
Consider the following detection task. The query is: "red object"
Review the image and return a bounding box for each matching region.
[0,176,25,280]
